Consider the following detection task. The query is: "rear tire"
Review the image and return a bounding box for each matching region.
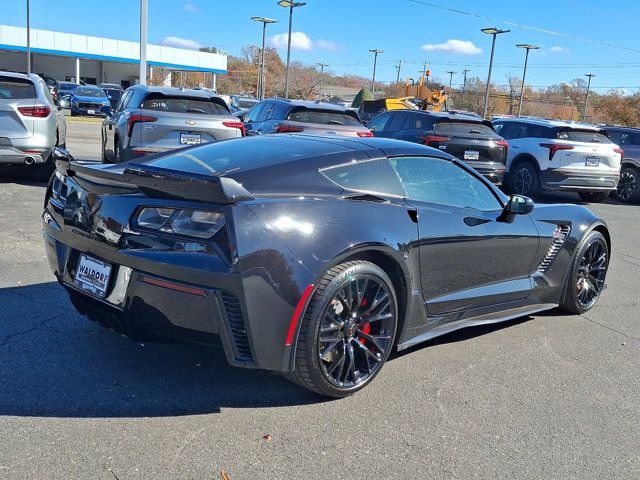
[289,261,398,398]
[507,161,540,198]
[559,231,609,314]
[578,191,610,203]
[616,165,640,204]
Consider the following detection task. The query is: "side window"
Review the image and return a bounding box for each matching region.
[270,103,287,120]
[389,157,502,211]
[607,131,623,145]
[115,90,130,112]
[500,123,525,140]
[492,122,504,135]
[367,113,391,133]
[40,81,55,105]
[257,102,273,122]
[405,112,431,130]
[244,103,265,123]
[128,91,143,109]
[320,159,405,197]
[386,112,408,131]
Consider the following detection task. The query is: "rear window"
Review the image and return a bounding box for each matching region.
[287,108,362,126]
[434,121,494,135]
[0,77,35,99]
[236,98,259,109]
[141,95,230,115]
[557,129,611,143]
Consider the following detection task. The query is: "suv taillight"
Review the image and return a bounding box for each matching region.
[127,114,157,137]
[357,131,374,137]
[496,139,509,161]
[222,121,246,137]
[276,124,304,133]
[614,147,624,159]
[420,134,450,146]
[18,106,51,117]
[540,143,574,161]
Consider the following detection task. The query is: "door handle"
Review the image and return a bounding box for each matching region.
[464,216,491,226]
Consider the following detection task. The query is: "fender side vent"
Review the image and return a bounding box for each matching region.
[537,224,571,273]
[220,291,253,361]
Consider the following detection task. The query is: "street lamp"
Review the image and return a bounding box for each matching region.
[26,0,31,74]
[251,16,278,100]
[481,27,510,118]
[316,62,328,99]
[369,49,383,97]
[583,73,595,122]
[139,0,148,85]
[277,0,306,99]
[515,43,540,117]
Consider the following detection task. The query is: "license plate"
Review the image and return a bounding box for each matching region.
[74,254,112,297]
[464,150,480,161]
[585,156,600,167]
[180,133,201,145]
[87,109,95,115]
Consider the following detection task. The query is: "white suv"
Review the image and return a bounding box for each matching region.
[492,118,622,202]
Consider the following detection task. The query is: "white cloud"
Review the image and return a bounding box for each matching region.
[160,36,201,50]
[317,39,344,52]
[267,32,314,51]
[420,39,482,55]
[184,3,198,12]
[549,46,570,53]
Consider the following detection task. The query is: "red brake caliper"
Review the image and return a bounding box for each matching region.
[359,297,371,345]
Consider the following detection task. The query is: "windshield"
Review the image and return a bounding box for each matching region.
[287,108,362,126]
[236,98,259,109]
[557,129,611,143]
[76,87,106,98]
[141,95,230,115]
[59,83,77,91]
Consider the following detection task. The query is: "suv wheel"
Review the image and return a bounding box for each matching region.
[289,261,398,398]
[617,166,640,203]
[508,162,540,197]
[578,191,610,203]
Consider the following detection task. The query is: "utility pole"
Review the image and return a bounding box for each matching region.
[369,49,383,96]
[395,60,403,83]
[26,0,31,74]
[316,62,328,98]
[446,71,455,94]
[583,73,595,121]
[461,68,470,105]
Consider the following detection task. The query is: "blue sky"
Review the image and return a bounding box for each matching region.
[6,0,640,92]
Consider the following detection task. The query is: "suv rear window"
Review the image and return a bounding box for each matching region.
[557,129,611,143]
[434,121,494,135]
[287,108,362,126]
[0,77,35,99]
[141,95,230,115]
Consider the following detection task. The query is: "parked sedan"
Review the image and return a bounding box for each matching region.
[243,98,372,137]
[70,85,111,116]
[369,110,508,184]
[0,71,66,179]
[101,85,245,163]
[45,136,610,397]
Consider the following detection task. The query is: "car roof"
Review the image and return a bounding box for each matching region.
[130,85,218,99]
[77,85,102,89]
[602,125,640,132]
[492,116,601,131]
[267,98,352,112]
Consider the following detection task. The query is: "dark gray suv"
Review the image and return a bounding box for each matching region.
[101,85,245,163]
[603,126,640,203]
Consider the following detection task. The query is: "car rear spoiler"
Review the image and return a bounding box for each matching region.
[53,148,254,204]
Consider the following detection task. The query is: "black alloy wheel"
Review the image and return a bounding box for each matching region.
[290,261,398,397]
[509,162,540,197]
[617,166,640,203]
[560,231,609,314]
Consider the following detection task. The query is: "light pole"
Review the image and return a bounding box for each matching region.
[515,44,539,117]
[583,73,595,121]
[395,59,403,83]
[278,0,306,99]
[139,0,148,85]
[369,49,383,96]
[316,62,328,98]
[26,0,31,74]
[446,71,455,94]
[251,16,278,100]
[461,68,470,105]
[481,27,510,118]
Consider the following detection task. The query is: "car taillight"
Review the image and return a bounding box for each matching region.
[276,124,304,133]
[357,131,374,137]
[18,106,51,117]
[127,114,157,137]
[614,147,624,159]
[496,139,509,160]
[539,143,574,161]
[421,134,450,146]
[222,121,246,137]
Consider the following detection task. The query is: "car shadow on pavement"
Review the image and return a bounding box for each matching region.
[0,166,49,187]
[0,282,321,418]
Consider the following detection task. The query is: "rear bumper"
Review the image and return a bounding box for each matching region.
[464,160,506,185]
[0,145,51,165]
[540,169,619,192]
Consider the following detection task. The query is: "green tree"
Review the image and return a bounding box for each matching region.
[351,87,374,108]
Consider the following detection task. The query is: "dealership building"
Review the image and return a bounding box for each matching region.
[0,24,227,88]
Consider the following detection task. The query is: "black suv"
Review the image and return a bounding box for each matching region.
[368,110,508,184]
[603,126,640,203]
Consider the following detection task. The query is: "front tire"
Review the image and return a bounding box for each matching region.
[559,231,609,314]
[290,261,398,398]
[507,161,540,198]
[578,191,610,203]
[617,166,640,204]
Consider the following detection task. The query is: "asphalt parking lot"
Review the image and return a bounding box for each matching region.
[1,121,639,479]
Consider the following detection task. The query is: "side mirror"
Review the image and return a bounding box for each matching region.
[58,97,70,109]
[100,105,112,117]
[500,194,534,222]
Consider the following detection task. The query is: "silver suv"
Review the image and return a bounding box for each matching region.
[0,71,67,178]
[101,85,245,163]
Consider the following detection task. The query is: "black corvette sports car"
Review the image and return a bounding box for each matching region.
[43,136,610,397]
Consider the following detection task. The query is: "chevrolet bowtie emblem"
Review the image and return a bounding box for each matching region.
[185,120,197,125]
